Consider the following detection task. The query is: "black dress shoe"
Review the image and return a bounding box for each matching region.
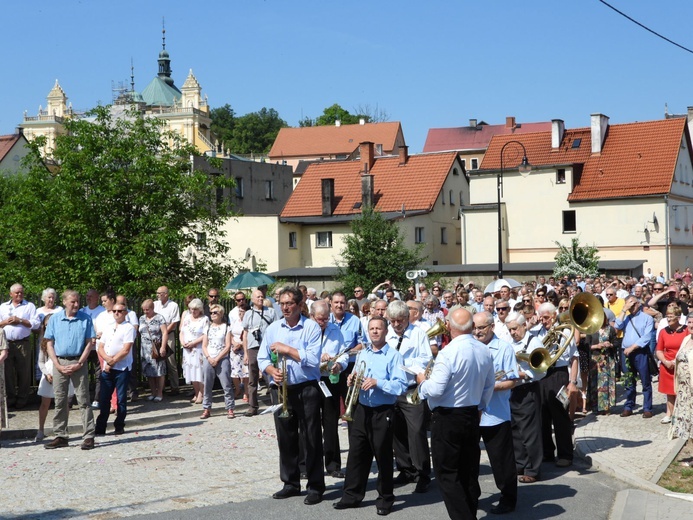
[333,501,359,510]
[414,478,430,493]
[114,428,125,435]
[329,470,346,478]
[392,472,413,486]
[377,507,391,516]
[304,493,322,505]
[490,503,515,514]
[300,472,308,480]
[272,486,301,499]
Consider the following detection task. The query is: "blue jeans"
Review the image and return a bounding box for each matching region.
[96,367,130,433]
[621,349,652,412]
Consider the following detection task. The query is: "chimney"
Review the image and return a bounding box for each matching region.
[590,113,609,154]
[359,118,365,125]
[335,119,341,127]
[321,178,334,216]
[551,119,565,149]
[360,141,375,173]
[469,118,477,128]
[398,145,409,165]
[506,116,516,129]
[361,173,374,209]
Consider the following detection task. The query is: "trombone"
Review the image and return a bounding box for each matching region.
[516,292,602,372]
[341,360,366,422]
[319,346,354,373]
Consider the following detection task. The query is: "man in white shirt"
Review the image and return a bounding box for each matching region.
[154,286,180,395]
[95,303,136,435]
[417,308,494,520]
[0,283,40,408]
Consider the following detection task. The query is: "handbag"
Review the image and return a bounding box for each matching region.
[647,351,658,375]
[146,321,172,360]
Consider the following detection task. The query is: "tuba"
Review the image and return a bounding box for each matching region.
[516,292,602,372]
[341,360,366,422]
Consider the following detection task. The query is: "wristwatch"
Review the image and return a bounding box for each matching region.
[570,380,578,385]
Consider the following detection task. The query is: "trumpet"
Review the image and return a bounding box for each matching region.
[495,370,507,381]
[278,355,291,419]
[516,292,602,372]
[319,347,353,373]
[406,358,435,405]
[341,360,366,422]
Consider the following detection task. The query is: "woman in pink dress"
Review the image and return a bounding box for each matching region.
[656,304,687,424]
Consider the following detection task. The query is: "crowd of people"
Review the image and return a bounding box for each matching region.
[3,271,693,518]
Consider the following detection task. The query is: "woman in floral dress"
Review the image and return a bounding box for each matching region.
[180,299,209,404]
[139,299,168,402]
[669,315,693,451]
[229,303,249,401]
[656,304,687,424]
[587,311,617,414]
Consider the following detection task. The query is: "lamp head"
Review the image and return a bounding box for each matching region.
[519,156,531,177]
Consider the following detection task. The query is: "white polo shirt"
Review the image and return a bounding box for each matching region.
[99,322,136,370]
[154,299,180,325]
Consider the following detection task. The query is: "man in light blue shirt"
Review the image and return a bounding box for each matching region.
[473,312,518,514]
[333,316,407,516]
[386,300,433,493]
[417,308,494,520]
[257,287,325,505]
[615,296,655,417]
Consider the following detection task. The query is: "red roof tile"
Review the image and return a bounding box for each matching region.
[0,134,21,162]
[480,118,687,202]
[280,152,459,218]
[269,122,403,159]
[423,121,551,153]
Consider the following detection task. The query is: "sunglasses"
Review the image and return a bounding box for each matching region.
[208,294,219,298]
[235,298,245,302]
[113,309,126,314]
[496,307,509,311]
[210,311,220,315]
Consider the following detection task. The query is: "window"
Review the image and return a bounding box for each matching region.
[375,144,383,155]
[216,186,224,206]
[449,190,454,204]
[196,232,207,250]
[470,158,478,170]
[235,177,244,198]
[415,227,424,244]
[265,180,274,200]
[452,167,459,176]
[459,191,464,206]
[556,168,566,184]
[316,231,332,248]
[288,232,297,249]
[460,159,466,170]
[562,210,576,233]
[441,227,448,245]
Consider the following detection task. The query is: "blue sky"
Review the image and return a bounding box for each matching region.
[2,1,692,153]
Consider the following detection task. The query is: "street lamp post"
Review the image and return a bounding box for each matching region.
[497,140,531,279]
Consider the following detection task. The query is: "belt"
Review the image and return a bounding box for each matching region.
[8,338,30,345]
[433,405,478,414]
[288,380,318,390]
[58,356,80,361]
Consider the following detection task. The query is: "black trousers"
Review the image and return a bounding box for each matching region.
[393,394,431,481]
[321,376,343,472]
[274,381,325,494]
[431,406,481,520]
[510,382,542,478]
[341,403,395,510]
[480,421,517,506]
[539,366,573,461]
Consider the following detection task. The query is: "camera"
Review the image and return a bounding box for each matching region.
[252,329,262,343]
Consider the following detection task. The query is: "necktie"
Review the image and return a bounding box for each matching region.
[396,335,404,351]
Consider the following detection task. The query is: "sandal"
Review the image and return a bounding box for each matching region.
[518,475,538,483]
[227,409,235,419]
[200,409,211,419]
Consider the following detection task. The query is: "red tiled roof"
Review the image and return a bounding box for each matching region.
[268,122,403,159]
[280,152,459,218]
[480,118,687,202]
[423,121,551,153]
[0,134,21,162]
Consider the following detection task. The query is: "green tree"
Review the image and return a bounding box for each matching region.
[230,107,287,154]
[336,207,426,294]
[210,104,236,150]
[0,105,235,296]
[315,103,361,126]
[553,237,600,278]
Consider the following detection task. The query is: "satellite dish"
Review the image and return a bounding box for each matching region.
[244,248,252,261]
[251,255,257,271]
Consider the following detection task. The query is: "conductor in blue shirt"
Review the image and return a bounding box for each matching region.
[258,287,325,506]
[333,316,408,516]
[417,308,495,520]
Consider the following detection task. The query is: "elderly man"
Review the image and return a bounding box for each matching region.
[417,308,495,520]
[154,286,180,395]
[95,302,136,436]
[0,283,40,408]
[506,311,545,483]
[330,291,365,413]
[472,312,519,514]
[258,287,325,505]
[387,300,433,493]
[372,299,388,319]
[333,316,408,516]
[615,296,655,418]
[242,289,278,416]
[44,290,96,450]
[470,290,484,313]
[535,302,580,467]
[311,300,347,477]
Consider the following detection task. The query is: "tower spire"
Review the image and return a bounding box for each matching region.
[162,17,166,50]
[130,58,135,92]
[157,19,174,86]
